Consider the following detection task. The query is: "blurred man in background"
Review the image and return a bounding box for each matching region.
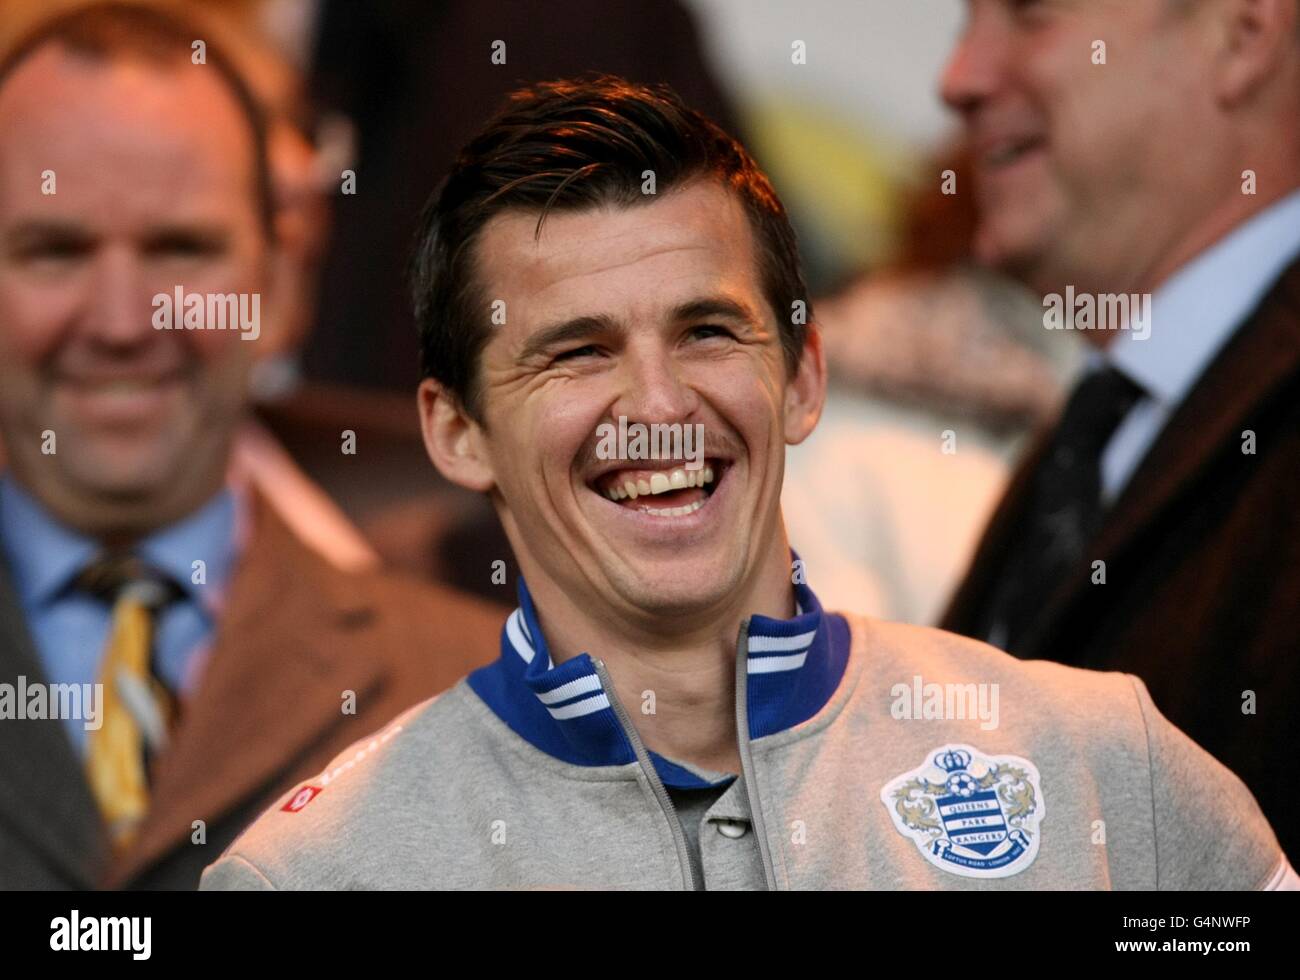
[940,0,1300,856]
[783,147,1074,623]
[0,2,502,889]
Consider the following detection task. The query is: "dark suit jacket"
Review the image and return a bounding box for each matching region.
[942,255,1300,858]
[0,490,506,889]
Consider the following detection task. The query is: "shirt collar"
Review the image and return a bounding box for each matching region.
[467,561,851,789]
[0,477,95,609]
[135,489,241,616]
[0,475,241,615]
[1110,189,1300,404]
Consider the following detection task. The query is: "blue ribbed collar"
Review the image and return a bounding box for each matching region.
[467,568,851,789]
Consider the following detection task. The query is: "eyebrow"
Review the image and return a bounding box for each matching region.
[3,220,93,247]
[517,296,763,363]
[669,296,763,327]
[2,219,232,250]
[139,225,232,251]
[517,313,621,362]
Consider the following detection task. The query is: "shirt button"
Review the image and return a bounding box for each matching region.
[715,819,748,839]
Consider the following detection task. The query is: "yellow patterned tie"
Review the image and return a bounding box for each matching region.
[78,557,178,850]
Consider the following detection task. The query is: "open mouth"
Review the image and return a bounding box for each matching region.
[982,134,1046,171]
[588,458,727,518]
[55,370,190,423]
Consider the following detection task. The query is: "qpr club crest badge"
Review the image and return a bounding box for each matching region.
[880,744,1045,879]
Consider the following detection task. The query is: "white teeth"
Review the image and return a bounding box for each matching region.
[986,138,1037,168]
[635,465,715,496]
[597,463,721,500]
[92,381,152,395]
[639,498,706,518]
[987,146,1013,167]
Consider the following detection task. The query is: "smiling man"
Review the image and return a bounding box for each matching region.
[0,3,502,889]
[203,76,1295,890]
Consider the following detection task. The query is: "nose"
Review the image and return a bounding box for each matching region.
[612,341,700,428]
[80,245,156,349]
[939,9,1005,118]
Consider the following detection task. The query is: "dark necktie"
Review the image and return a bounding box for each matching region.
[73,553,182,848]
[982,364,1145,652]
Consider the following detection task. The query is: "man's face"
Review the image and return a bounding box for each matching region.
[467,181,816,622]
[0,47,272,533]
[941,0,1218,292]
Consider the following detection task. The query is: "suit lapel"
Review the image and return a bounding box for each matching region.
[1093,262,1300,562]
[104,491,385,885]
[1020,259,1300,657]
[0,552,107,887]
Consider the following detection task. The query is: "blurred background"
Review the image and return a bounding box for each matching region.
[0,0,1084,624]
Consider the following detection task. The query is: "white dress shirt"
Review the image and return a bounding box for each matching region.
[1100,189,1300,504]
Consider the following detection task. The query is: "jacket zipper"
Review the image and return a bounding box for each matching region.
[591,657,696,890]
[734,617,778,889]
[594,618,781,891]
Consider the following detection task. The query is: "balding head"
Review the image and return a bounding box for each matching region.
[941,0,1300,302]
[0,1,274,236]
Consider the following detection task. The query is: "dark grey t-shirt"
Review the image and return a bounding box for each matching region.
[667,783,732,890]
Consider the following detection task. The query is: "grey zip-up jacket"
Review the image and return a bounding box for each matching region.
[202,579,1291,890]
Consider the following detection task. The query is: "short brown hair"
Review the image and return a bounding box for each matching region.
[409,75,811,421]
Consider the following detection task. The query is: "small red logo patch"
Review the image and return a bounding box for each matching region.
[282,785,322,813]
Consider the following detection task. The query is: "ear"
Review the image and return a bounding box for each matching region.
[418,378,497,492]
[782,322,827,446]
[1210,0,1298,105]
[246,239,296,361]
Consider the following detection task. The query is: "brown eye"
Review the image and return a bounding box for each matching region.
[22,239,90,263]
[691,324,734,340]
[553,344,601,362]
[1010,0,1049,18]
[148,236,222,259]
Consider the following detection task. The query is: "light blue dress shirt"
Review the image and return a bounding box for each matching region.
[0,477,241,754]
[1100,189,1300,504]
